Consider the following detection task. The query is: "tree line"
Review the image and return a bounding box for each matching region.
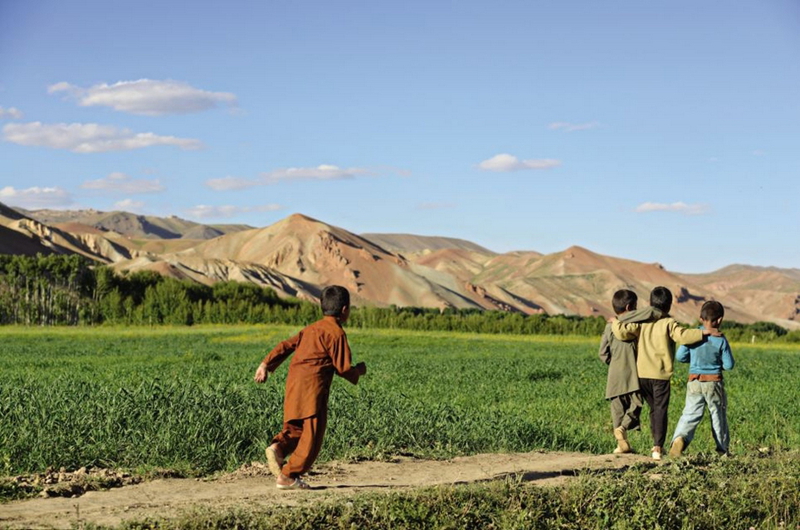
[1,254,797,342]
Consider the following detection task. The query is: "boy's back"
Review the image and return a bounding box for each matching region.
[265,315,360,420]
[613,310,703,380]
[599,322,639,399]
[676,331,734,375]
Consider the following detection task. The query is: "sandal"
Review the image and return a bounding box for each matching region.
[265,445,284,477]
[276,477,311,490]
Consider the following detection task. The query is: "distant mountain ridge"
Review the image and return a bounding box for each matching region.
[361,233,495,256]
[17,208,253,240]
[1,202,798,328]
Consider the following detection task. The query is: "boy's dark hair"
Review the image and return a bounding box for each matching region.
[321,285,350,316]
[650,286,673,313]
[700,300,724,322]
[612,289,638,315]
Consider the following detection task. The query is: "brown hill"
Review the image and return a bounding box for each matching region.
[20,208,252,240]
[680,265,800,324]
[117,214,490,310]
[361,233,495,256]
[0,225,57,256]
[475,246,760,323]
[1,204,143,263]
[2,204,796,328]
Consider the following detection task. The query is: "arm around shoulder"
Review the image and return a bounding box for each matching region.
[612,319,640,341]
[618,306,662,324]
[668,320,704,345]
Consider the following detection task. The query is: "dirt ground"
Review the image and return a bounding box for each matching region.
[0,451,651,530]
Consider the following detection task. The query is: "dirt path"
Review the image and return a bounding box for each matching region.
[0,451,650,529]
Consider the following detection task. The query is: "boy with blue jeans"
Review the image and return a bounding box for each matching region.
[669,301,734,457]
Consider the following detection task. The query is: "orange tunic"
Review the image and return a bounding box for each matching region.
[262,316,360,421]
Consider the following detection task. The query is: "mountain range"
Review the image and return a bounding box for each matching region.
[1,202,798,328]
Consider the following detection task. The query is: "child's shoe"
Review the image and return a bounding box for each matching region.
[651,446,663,460]
[266,444,285,477]
[669,437,685,458]
[276,474,310,490]
[613,426,631,453]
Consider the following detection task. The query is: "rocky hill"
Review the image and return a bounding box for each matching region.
[18,208,252,240]
[1,202,797,327]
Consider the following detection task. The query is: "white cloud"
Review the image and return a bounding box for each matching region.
[478,154,561,172]
[260,164,372,184]
[81,172,165,194]
[205,176,261,191]
[3,122,204,153]
[0,106,23,120]
[206,165,384,190]
[114,199,145,211]
[634,202,710,215]
[48,79,237,116]
[548,121,600,132]
[0,186,73,209]
[185,204,283,219]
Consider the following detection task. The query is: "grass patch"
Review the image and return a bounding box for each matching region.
[1,325,798,483]
[109,452,800,530]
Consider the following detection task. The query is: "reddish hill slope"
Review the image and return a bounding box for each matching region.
[680,265,800,324]
[2,203,796,327]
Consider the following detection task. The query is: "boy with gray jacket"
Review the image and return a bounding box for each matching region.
[599,289,645,454]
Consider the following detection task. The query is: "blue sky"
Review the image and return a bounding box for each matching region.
[1,0,798,273]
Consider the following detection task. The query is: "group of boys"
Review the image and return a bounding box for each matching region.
[599,286,735,460]
[252,283,735,490]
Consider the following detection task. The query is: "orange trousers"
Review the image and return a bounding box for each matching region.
[271,414,327,478]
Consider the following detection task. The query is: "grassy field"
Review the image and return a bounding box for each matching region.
[120,453,800,530]
[1,324,798,480]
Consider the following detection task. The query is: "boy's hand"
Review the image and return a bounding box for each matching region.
[703,328,724,337]
[356,362,367,376]
[254,363,268,383]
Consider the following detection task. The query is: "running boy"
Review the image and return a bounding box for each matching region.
[598,289,644,454]
[669,301,734,457]
[253,285,367,489]
[612,286,716,460]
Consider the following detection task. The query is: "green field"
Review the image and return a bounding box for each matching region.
[1,325,798,480]
[3,325,800,528]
